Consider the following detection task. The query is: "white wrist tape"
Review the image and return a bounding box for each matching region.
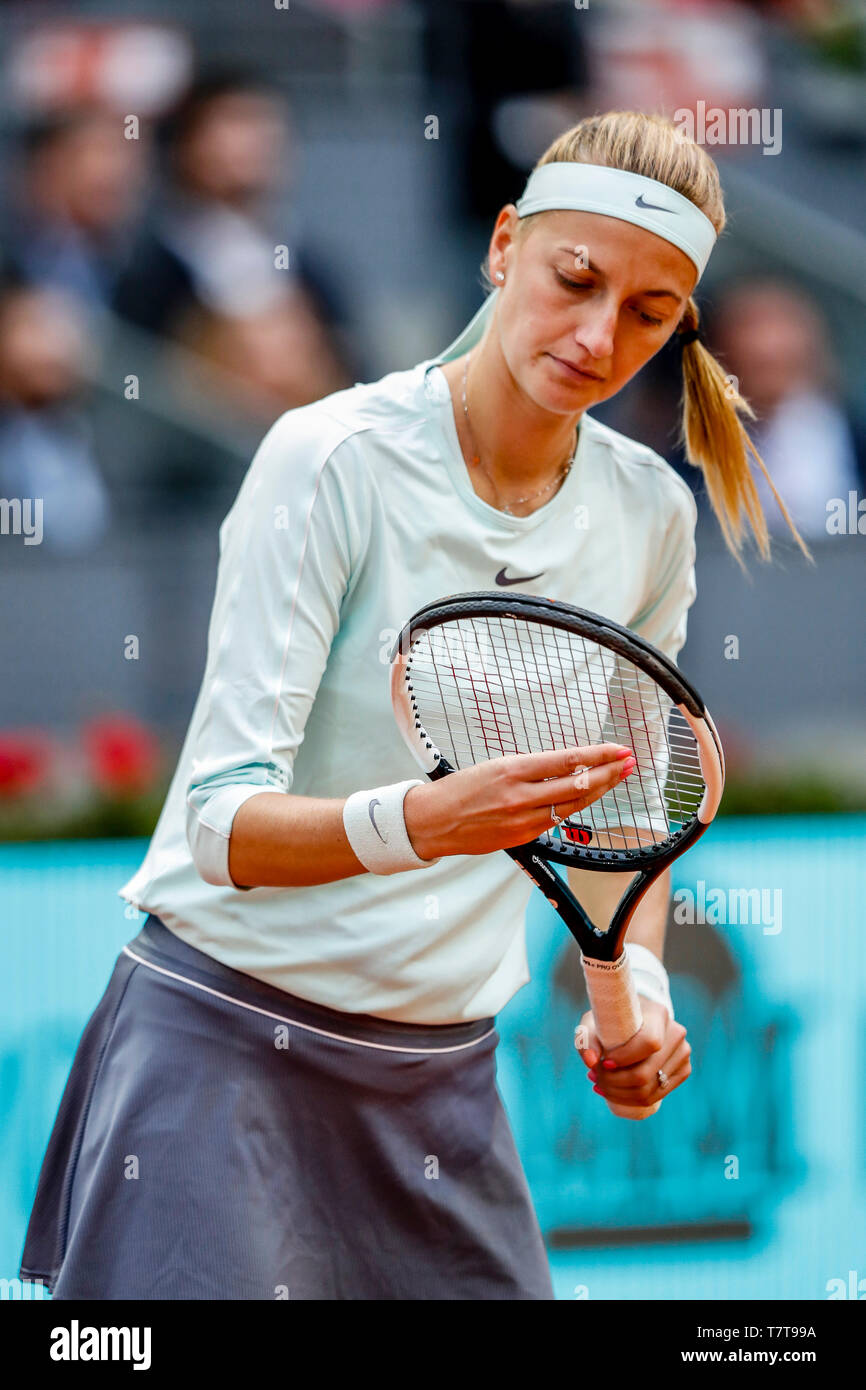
[624,942,674,1021]
[342,779,440,875]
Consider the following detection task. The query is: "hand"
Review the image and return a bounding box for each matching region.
[575,999,691,1119]
[403,743,635,861]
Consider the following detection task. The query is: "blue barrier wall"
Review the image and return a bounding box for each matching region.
[2,820,864,1300]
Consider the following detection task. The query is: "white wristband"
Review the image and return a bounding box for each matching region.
[342,779,440,875]
[624,942,674,1021]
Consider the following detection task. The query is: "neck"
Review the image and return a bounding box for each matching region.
[440,344,582,501]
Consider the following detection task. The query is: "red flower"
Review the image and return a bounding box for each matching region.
[82,714,162,796]
[0,729,53,798]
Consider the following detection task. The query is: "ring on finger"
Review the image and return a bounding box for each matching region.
[657,1068,670,1090]
[550,804,565,826]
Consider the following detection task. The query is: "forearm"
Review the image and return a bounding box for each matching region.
[227,745,641,891]
[227,792,366,889]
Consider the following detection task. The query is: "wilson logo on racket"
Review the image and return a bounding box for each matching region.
[559,823,593,845]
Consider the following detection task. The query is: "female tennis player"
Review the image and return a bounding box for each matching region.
[21,111,804,1301]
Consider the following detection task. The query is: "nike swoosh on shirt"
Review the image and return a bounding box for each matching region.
[634,194,678,214]
[368,798,387,843]
[495,568,545,587]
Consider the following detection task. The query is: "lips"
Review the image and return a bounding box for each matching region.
[550,355,603,382]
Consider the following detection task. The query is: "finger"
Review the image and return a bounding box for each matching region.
[488,760,635,842]
[595,1005,675,1070]
[600,1030,690,1089]
[658,1057,692,1095]
[594,1035,691,1099]
[611,1056,692,1105]
[574,1013,601,1068]
[513,743,634,782]
[528,757,635,813]
[591,1059,691,1108]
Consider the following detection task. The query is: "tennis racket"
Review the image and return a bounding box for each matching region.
[390,591,725,1119]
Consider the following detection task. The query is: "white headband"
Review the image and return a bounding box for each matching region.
[432,162,717,364]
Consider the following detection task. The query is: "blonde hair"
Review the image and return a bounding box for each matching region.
[487,111,809,563]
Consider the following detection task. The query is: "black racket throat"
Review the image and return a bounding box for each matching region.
[430,756,704,960]
[506,841,655,960]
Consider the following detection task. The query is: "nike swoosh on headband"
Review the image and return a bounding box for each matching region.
[634,194,678,213]
[495,568,545,587]
[368,798,387,843]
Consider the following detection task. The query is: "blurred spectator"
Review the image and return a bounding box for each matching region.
[172,286,353,421]
[111,69,358,385]
[0,281,110,554]
[2,106,147,310]
[712,280,862,538]
[420,0,588,227]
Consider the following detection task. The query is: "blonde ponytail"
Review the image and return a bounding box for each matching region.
[677,298,810,562]
[514,111,811,563]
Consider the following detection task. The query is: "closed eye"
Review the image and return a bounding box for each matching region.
[555,270,591,294]
[555,270,664,327]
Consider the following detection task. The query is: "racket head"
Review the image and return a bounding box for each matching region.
[390,591,724,871]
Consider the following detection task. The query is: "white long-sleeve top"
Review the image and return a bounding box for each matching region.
[119,360,697,1023]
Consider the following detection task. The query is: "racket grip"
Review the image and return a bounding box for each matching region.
[580,952,661,1120]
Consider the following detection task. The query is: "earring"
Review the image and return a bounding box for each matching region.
[495,271,505,282]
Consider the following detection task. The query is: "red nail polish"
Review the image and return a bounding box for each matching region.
[586,1069,597,1082]
[592,1084,603,1094]
[602,1059,617,1070]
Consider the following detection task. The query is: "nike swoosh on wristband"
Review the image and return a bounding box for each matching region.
[495,567,545,587]
[635,194,678,214]
[368,798,387,843]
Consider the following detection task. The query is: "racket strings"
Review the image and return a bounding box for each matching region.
[406,615,705,851]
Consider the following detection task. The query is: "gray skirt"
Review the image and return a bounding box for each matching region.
[20,915,553,1300]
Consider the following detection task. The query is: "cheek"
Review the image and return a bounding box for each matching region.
[613,324,669,376]
[498,296,560,379]
[506,285,562,345]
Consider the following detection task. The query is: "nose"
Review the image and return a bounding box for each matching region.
[573,309,617,361]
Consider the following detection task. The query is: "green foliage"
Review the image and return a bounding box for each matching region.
[0,788,167,842]
[718,770,866,817]
[1,771,864,842]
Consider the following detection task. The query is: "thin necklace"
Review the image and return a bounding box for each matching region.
[460,351,578,516]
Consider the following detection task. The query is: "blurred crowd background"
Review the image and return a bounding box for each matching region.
[0,0,864,831]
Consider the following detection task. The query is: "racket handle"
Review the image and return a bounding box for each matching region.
[580,952,661,1120]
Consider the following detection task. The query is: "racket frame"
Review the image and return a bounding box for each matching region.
[390,591,725,962]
